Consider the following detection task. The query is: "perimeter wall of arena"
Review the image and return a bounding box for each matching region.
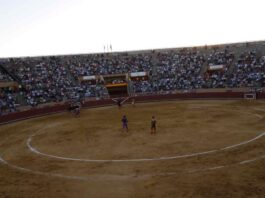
[1,92,265,124]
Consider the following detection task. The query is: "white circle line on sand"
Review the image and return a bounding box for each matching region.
[1,154,265,181]
[0,107,265,181]
[0,156,89,181]
[27,130,265,162]
[254,107,265,112]
[26,109,265,163]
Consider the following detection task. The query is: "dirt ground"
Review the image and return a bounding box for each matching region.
[0,100,265,198]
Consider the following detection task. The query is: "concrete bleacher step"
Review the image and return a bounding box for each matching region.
[226,54,239,75]
[151,53,158,75]
[127,80,134,96]
[199,61,208,75]
[0,64,21,83]
[65,63,80,86]
[149,52,159,82]
[15,93,27,106]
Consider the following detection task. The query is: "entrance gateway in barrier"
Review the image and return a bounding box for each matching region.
[244,92,256,100]
[102,73,130,105]
[103,73,129,98]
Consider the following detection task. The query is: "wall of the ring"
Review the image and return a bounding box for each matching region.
[0,99,114,124]
[0,91,257,125]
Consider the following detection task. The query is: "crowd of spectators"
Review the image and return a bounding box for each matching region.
[68,53,152,76]
[0,45,265,114]
[0,89,17,115]
[79,83,108,99]
[133,80,153,93]
[155,50,205,91]
[228,51,265,88]
[203,48,235,88]
[67,53,152,98]
[0,70,13,82]
[5,57,77,106]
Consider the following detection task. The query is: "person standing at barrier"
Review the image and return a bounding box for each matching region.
[74,102,81,117]
[117,99,122,109]
[131,98,135,107]
[150,116,157,134]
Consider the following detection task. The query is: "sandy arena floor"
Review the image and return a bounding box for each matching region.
[0,100,265,198]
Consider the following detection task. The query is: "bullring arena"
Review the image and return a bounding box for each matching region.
[0,95,265,198]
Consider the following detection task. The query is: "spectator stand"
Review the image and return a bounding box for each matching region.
[228,51,265,88]
[0,82,20,115]
[130,71,152,95]
[203,48,235,88]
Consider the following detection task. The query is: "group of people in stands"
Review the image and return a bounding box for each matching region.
[68,53,152,76]
[0,45,265,114]
[228,51,265,88]
[0,71,13,82]
[0,89,16,115]
[203,48,235,88]
[155,50,205,91]
[0,71,16,115]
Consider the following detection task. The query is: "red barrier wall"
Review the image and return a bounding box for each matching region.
[0,92,246,125]
[256,92,265,99]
